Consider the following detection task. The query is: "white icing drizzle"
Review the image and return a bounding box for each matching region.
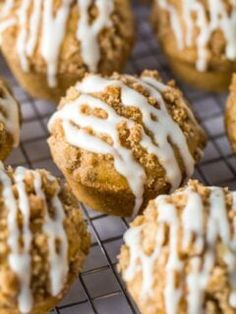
[0,0,17,43]
[0,0,115,87]
[13,167,33,313]
[0,82,20,147]
[26,0,43,58]
[41,0,73,87]
[33,172,68,296]
[123,184,236,314]
[158,0,184,50]
[50,94,146,218]
[16,0,31,72]
[0,0,71,86]
[77,74,195,184]
[158,0,236,71]
[0,164,33,313]
[76,0,114,72]
[0,162,68,313]
[48,74,197,217]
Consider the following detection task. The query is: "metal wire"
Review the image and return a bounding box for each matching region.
[0,1,234,313]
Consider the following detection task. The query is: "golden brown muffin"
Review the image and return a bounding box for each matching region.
[0,0,134,103]
[119,180,236,314]
[152,0,236,92]
[0,162,90,314]
[48,70,207,217]
[225,74,236,153]
[0,78,20,160]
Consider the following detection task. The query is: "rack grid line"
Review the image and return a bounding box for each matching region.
[0,2,235,313]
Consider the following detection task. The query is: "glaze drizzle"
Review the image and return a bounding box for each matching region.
[123,183,236,313]
[76,0,114,72]
[48,73,199,217]
[0,163,68,313]
[0,0,115,87]
[158,0,236,71]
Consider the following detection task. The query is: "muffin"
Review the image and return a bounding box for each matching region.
[0,0,134,102]
[0,77,20,160]
[0,162,90,314]
[225,74,236,153]
[48,70,206,217]
[119,180,236,314]
[152,0,236,92]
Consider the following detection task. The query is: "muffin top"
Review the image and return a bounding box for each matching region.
[0,78,20,148]
[155,0,236,71]
[0,0,134,87]
[0,162,90,313]
[48,70,206,217]
[119,180,236,314]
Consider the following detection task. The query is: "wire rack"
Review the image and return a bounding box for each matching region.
[1,1,236,314]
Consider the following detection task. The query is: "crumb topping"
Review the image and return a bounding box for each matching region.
[48,70,206,217]
[0,162,90,313]
[0,0,133,88]
[119,180,236,313]
[156,0,236,71]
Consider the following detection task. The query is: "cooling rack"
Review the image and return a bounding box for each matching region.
[1,1,235,314]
